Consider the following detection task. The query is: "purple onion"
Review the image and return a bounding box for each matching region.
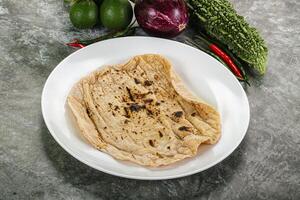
[134,0,189,38]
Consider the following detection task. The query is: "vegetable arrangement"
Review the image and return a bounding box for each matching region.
[64,0,268,83]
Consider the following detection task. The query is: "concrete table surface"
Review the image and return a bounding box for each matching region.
[0,0,299,199]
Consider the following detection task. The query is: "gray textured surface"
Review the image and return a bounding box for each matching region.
[0,0,299,199]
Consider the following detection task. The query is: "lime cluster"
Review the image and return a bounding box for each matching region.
[69,0,133,30]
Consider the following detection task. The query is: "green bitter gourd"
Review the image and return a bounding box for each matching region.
[188,0,268,75]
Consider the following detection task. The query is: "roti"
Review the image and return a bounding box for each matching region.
[67,54,221,167]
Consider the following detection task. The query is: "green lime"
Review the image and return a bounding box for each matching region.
[69,0,98,29]
[100,0,133,30]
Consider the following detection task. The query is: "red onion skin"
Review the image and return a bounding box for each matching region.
[134,0,188,38]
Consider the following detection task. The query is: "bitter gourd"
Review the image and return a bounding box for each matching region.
[188,0,268,75]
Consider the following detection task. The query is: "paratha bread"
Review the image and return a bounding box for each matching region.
[67,54,221,167]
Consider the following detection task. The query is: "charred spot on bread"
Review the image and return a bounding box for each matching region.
[144,80,153,86]
[134,78,141,84]
[178,126,191,131]
[173,111,183,118]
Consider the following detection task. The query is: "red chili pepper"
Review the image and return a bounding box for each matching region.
[209,44,243,79]
[66,40,85,49]
[194,35,245,80]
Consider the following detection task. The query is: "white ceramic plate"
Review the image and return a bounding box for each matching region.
[42,36,249,180]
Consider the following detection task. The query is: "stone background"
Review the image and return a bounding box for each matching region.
[0,0,299,199]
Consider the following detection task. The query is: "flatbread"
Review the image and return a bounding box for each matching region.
[67,54,221,167]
